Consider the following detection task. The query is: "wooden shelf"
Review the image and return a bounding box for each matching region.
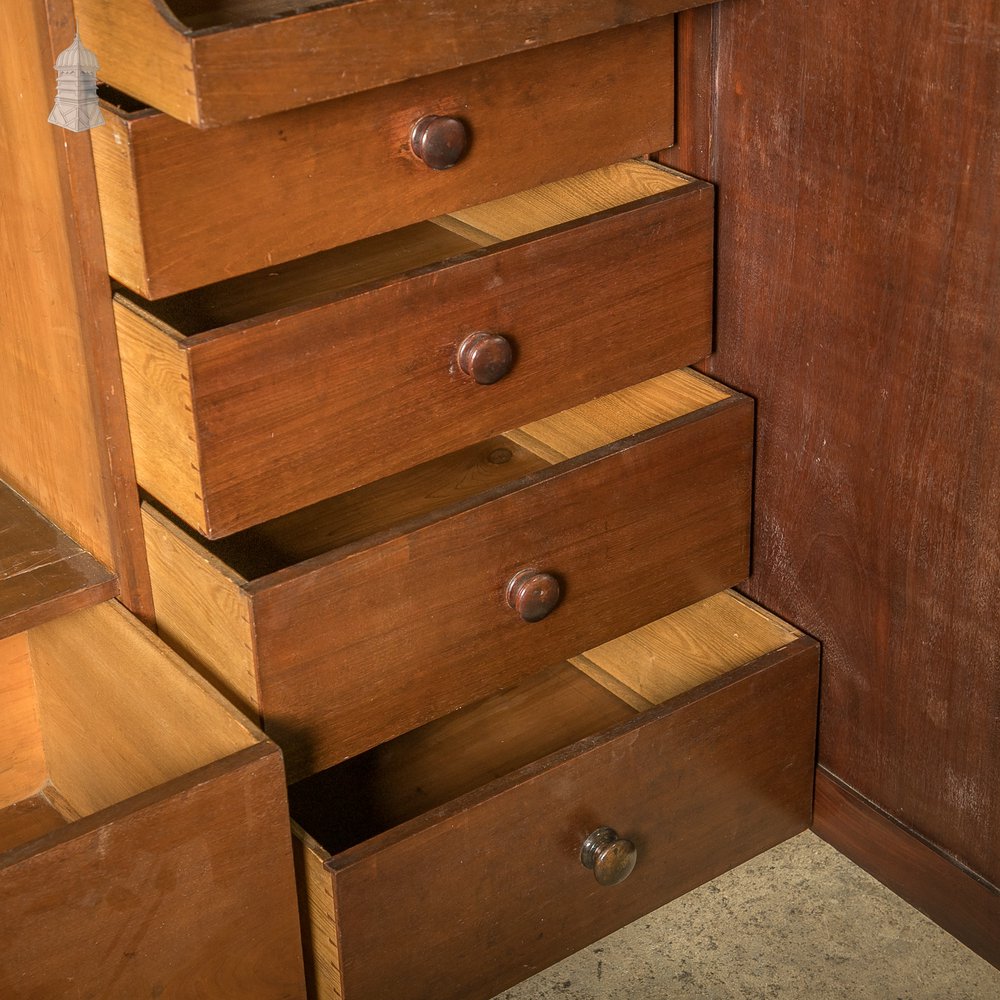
[0,482,116,640]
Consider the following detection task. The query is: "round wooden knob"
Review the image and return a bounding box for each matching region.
[506,568,561,623]
[410,115,468,170]
[581,827,637,887]
[457,332,514,385]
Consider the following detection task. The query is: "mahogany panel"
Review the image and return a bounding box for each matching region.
[705,0,1000,893]
[814,768,1000,969]
[326,641,818,1000]
[91,19,676,297]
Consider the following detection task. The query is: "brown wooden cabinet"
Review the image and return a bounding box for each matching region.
[3,0,993,995]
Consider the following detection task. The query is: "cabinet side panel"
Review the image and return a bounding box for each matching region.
[707,0,1000,891]
[0,1,153,613]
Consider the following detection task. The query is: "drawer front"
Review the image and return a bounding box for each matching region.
[119,173,714,538]
[314,639,819,1000]
[254,395,752,779]
[79,3,706,127]
[93,20,675,298]
[0,601,306,998]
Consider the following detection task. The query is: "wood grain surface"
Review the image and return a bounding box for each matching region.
[117,165,713,536]
[77,2,705,126]
[0,633,47,808]
[311,637,818,1000]
[143,378,752,779]
[0,747,307,999]
[695,0,1000,901]
[92,20,676,297]
[0,2,152,613]
[0,482,116,640]
[814,768,1000,969]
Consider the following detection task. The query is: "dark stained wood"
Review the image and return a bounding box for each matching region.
[117,169,713,536]
[0,794,68,855]
[656,3,718,176]
[456,331,515,385]
[0,746,307,999]
[703,0,1000,905]
[506,568,562,623]
[410,115,469,170]
[92,19,676,298]
[323,639,819,1000]
[0,480,116,640]
[76,1,709,127]
[813,768,1000,969]
[145,388,752,781]
[288,662,637,856]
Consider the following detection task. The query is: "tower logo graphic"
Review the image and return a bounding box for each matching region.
[48,31,104,132]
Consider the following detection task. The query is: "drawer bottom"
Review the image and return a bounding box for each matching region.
[291,590,819,1000]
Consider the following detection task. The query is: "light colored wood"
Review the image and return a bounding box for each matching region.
[0,633,46,809]
[0,792,68,854]
[507,369,731,463]
[114,302,205,532]
[571,590,803,707]
[292,824,343,1000]
[0,3,112,565]
[442,160,691,242]
[28,601,256,819]
[140,506,260,720]
[77,1,698,127]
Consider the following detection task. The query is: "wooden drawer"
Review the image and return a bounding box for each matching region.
[76,3,707,127]
[92,19,676,298]
[117,160,714,537]
[0,601,305,998]
[290,591,820,1000]
[141,370,753,781]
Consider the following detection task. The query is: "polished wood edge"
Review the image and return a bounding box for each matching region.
[326,634,819,872]
[42,2,155,621]
[813,768,1000,968]
[0,742,279,871]
[246,389,750,595]
[0,481,117,641]
[655,3,718,177]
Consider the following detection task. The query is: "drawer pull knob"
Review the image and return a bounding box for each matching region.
[410,115,468,170]
[457,332,514,385]
[581,827,637,887]
[506,568,561,623]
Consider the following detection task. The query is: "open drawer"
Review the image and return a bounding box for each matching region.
[290,590,820,1000]
[92,19,676,298]
[141,370,753,781]
[116,160,714,536]
[75,2,707,127]
[0,601,305,998]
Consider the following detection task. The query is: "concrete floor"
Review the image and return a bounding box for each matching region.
[494,832,1000,999]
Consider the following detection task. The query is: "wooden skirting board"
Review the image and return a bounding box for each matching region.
[813,767,1000,969]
